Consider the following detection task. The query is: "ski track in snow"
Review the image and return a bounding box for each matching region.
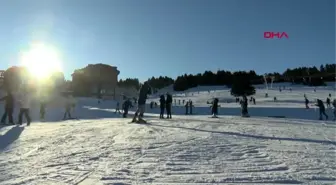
[0,115,335,185]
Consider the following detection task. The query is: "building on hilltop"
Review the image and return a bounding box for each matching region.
[71,64,120,98]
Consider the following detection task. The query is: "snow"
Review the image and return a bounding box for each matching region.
[0,84,335,184]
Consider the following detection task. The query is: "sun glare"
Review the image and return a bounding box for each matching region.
[20,42,63,80]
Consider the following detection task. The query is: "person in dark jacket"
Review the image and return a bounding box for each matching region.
[185,101,189,115]
[159,95,166,119]
[240,95,249,117]
[326,97,331,108]
[332,99,336,121]
[122,99,131,118]
[315,99,328,120]
[0,91,14,125]
[211,98,219,117]
[166,93,172,119]
[189,100,193,114]
[132,82,151,123]
[305,97,310,109]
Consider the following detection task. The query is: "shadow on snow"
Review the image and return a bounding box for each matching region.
[0,126,25,151]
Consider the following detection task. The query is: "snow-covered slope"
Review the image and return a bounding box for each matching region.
[0,85,335,184]
[0,115,335,184]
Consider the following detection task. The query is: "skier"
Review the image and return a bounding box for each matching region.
[326,97,331,108]
[159,95,166,119]
[332,99,336,121]
[189,100,193,114]
[211,98,219,118]
[115,102,121,113]
[63,93,73,120]
[252,97,256,105]
[18,88,31,126]
[185,101,189,115]
[0,90,14,125]
[122,99,131,118]
[240,95,249,117]
[166,93,172,119]
[305,97,310,109]
[132,82,151,123]
[40,100,46,121]
[274,96,277,102]
[315,99,328,120]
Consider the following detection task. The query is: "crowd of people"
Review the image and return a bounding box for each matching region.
[0,88,76,126]
[123,85,336,121]
[304,93,336,120]
[0,88,32,126]
[2,84,335,125]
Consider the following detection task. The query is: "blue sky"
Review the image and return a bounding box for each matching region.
[0,0,334,81]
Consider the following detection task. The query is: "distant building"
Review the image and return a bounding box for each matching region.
[71,64,120,98]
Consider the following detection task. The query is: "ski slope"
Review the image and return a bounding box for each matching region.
[0,84,335,184]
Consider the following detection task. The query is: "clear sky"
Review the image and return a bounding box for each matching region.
[0,0,335,81]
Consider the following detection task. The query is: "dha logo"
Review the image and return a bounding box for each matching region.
[264,32,289,39]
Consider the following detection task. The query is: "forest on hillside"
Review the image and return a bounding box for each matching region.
[2,63,335,94]
[119,63,336,91]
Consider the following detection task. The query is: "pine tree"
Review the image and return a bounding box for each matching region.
[230,76,256,97]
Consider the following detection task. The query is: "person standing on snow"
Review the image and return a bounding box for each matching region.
[211,98,219,118]
[0,90,15,125]
[40,99,46,121]
[122,98,131,118]
[132,82,151,123]
[332,99,336,121]
[159,95,166,119]
[189,100,193,115]
[326,97,331,108]
[240,95,249,117]
[63,93,73,120]
[166,93,173,119]
[18,88,31,126]
[315,99,328,120]
[185,101,189,115]
[305,97,310,109]
[115,101,121,114]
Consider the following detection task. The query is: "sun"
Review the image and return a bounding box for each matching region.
[20,42,63,80]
